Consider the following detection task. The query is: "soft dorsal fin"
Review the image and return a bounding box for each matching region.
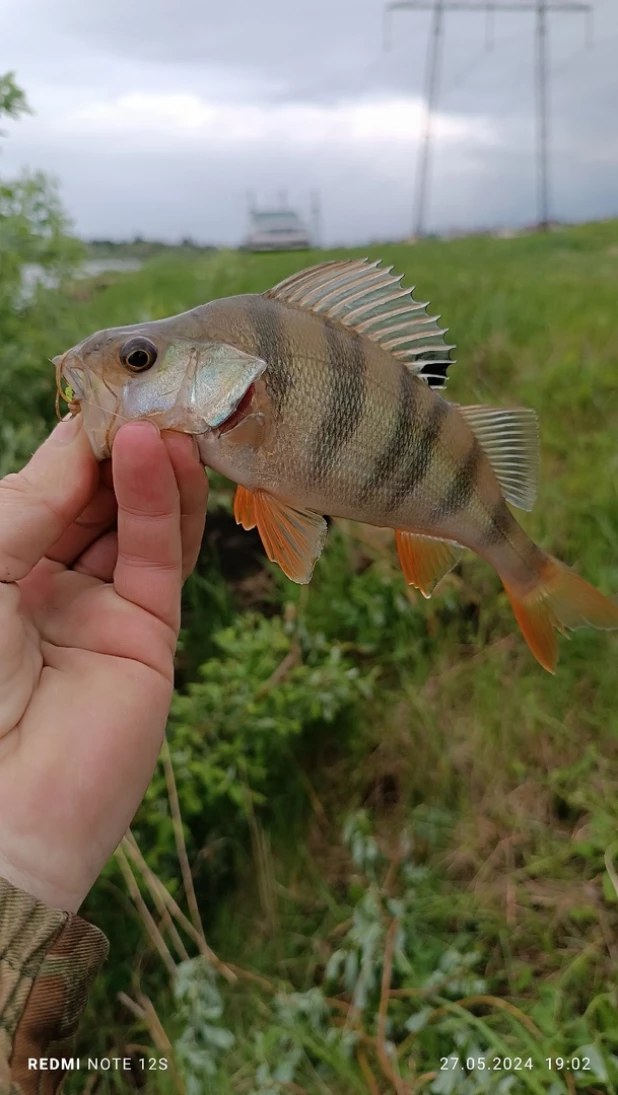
[459,405,539,512]
[266,259,456,389]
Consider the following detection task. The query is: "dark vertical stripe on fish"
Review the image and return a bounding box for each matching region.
[358,366,418,505]
[246,296,292,418]
[311,321,367,483]
[385,392,450,512]
[481,501,544,574]
[480,498,515,546]
[431,437,482,520]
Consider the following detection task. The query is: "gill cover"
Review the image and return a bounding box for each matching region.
[151,341,268,430]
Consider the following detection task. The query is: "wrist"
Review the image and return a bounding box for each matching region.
[0,851,85,913]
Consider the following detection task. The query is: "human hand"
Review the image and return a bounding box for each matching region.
[0,415,208,912]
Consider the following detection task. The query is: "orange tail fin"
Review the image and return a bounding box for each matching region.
[503,557,618,673]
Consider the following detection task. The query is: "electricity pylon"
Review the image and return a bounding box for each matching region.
[383,0,593,236]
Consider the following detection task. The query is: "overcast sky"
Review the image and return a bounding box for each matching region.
[1,0,617,245]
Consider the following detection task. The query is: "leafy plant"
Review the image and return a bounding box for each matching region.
[173,958,235,1090]
[132,610,374,891]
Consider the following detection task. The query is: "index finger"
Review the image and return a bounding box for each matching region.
[0,416,98,583]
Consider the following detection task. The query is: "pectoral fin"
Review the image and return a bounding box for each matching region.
[233,487,328,584]
[395,530,463,598]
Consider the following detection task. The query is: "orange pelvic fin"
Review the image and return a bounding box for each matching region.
[395,530,463,598]
[234,484,257,530]
[503,556,618,673]
[233,486,327,584]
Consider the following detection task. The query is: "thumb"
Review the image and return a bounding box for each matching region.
[0,415,99,582]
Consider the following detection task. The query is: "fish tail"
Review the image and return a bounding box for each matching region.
[502,554,618,673]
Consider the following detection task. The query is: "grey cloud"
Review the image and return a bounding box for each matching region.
[1,0,616,243]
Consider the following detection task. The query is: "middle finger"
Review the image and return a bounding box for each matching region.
[161,432,208,581]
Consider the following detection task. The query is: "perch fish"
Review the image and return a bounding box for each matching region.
[53,259,618,672]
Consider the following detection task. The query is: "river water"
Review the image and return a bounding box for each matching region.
[20,257,143,297]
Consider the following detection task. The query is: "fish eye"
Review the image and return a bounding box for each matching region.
[120,337,158,372]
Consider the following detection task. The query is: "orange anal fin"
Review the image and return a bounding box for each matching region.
[233,484,257,530]
[395,530,463,599]
[503,556,618,673]
[238,489,328,584]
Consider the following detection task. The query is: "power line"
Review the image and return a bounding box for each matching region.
[462,25,618,124]
[383,0,593,236]
[441,27,532,98]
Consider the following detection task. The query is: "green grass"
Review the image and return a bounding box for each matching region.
[7,222,618,1093]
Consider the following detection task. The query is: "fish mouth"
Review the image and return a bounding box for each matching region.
[53,350,124,460]
[54,351,85,419]
[217,383,256,435]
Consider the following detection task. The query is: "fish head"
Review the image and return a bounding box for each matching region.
[53,320,267,460]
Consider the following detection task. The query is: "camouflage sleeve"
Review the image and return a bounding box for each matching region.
[0,876,109,1095]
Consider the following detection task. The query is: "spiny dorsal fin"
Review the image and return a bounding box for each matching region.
[266,259,456,389]
[459,405,539,512]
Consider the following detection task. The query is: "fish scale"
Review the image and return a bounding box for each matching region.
[52,257,618,672]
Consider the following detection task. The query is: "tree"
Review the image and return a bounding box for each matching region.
[0,73,83,284]
[0,73,84,473]
[0,71,30,134]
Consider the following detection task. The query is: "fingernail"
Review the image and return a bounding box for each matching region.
[117,420,161,440]
[161,429,200,460]
[52,414,82,445]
